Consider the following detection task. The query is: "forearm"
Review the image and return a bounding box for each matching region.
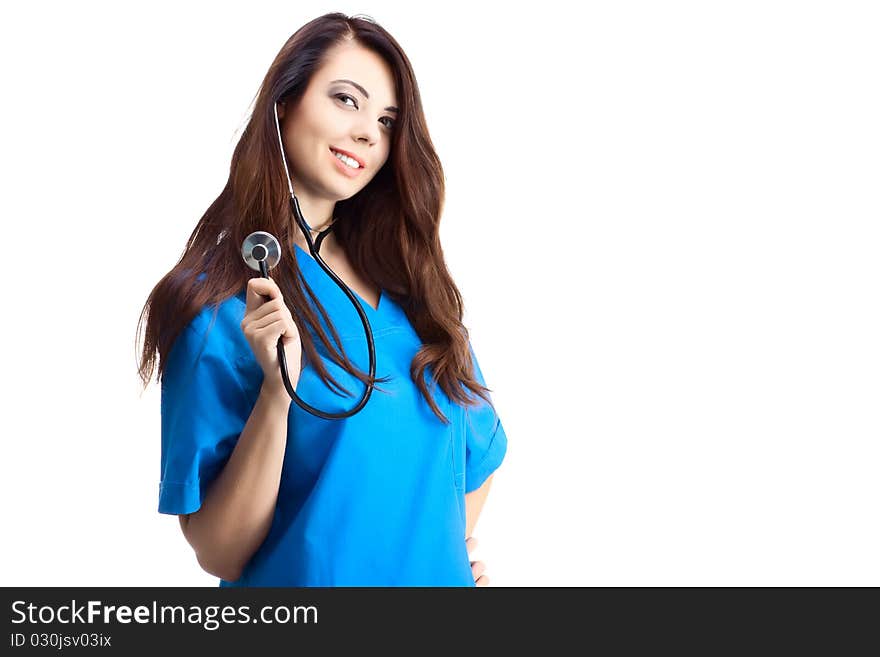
[465,474,493,538]
[183,383,291,580]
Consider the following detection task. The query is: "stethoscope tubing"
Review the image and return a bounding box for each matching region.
[248,100,377,420]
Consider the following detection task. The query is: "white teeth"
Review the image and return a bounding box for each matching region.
[331,150,361,169]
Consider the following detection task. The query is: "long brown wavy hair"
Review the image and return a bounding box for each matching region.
[136,12,494,424]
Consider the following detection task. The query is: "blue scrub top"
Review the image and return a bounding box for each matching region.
[158,244,508,586]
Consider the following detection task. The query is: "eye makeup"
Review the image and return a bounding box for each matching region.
[331,91,397,130]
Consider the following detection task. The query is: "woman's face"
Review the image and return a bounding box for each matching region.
[278,41,398,205]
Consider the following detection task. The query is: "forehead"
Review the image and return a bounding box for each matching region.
[312,42,397,102]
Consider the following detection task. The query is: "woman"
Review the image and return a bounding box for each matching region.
[137,13,507,586]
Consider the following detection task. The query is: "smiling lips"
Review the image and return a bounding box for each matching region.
[329,147,365,178]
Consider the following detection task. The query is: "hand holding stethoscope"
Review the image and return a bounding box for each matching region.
[240,273,303,403]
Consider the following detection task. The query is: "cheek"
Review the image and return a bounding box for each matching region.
[376,146,392,170]
[368,154,391,182]
[283,130,323,173]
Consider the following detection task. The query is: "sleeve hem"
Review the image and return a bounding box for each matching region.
[464,424,508,494]
[158,480,202,516]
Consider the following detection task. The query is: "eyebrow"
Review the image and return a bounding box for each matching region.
[330,79,399,114]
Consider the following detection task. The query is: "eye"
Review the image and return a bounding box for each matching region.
[335,93,358,108]
[335,93,396,130]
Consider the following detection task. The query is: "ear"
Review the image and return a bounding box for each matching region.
[276,101,285,120]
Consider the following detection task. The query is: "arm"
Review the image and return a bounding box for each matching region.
[465,473,494,539]
[178,383,291,581]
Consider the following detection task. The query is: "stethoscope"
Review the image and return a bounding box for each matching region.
[238,101,376,420]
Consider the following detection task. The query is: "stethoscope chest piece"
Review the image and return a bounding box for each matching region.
[242,231,282,272]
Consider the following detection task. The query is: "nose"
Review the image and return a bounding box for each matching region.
[352,114,380,146]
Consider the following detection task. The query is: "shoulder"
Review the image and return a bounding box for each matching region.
[177,288,249,361]
[163,287,256,398]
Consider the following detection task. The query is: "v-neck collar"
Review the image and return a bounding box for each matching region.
[293,242,384,315]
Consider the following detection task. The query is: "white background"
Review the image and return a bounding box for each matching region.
[1,1,877,586]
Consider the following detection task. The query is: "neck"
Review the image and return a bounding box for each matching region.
[291,191,335,232]
[292,220,338,255]
[289,191,337,252]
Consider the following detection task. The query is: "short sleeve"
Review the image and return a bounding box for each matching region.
[158,312,252,515]
[463,343,508,494]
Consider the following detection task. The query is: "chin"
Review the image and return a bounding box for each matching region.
[336,180,369,199]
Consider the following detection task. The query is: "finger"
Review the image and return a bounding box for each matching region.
[252,319,287,343]
[248,297,287,324]
[245,277,280,312]
[465,536,478,554]
[470,560,486,580]
[249,300,292,330]
[475,575,490,587]
[250,310,286,332]
[280,316,300,345]
[241,307,281,335]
